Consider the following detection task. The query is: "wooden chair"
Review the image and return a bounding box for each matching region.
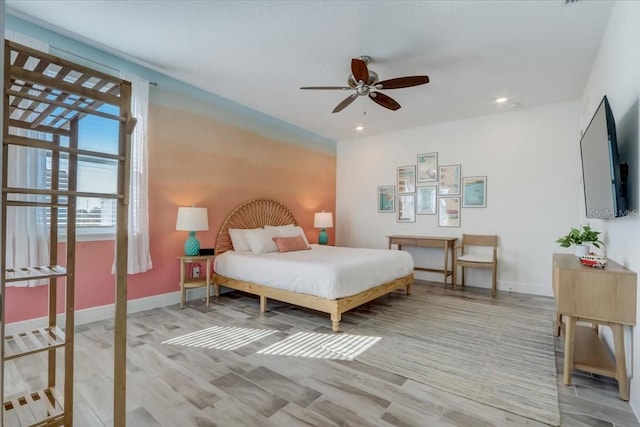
[453,234,498,297]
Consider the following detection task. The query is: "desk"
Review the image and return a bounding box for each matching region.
[178,255,215,309]
[553,253,637,400]
[387,235,457,287]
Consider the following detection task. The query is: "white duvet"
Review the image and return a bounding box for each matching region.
[214,244,414,299]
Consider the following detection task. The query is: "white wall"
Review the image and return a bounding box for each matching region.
[337,101,580,296]
[581,1,640,414]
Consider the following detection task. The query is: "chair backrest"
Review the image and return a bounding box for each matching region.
[462,234,498,249]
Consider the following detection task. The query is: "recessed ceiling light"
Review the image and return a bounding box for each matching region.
[355,126,364,131]
[495,97,508,103]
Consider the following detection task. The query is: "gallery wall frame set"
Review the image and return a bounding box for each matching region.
[379,152,486,225]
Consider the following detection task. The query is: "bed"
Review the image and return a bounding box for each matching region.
[212,198,414,332]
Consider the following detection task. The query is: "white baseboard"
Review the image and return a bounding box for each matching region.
[498,280,554,297]
[5,287,210,335]
[413,271,553,297]
[631,392,640,425]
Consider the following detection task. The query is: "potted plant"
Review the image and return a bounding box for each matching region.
[556,224,604,257]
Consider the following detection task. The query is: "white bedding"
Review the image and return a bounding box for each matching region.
[214,244,414,299]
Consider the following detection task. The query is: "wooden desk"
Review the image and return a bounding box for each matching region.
[552,253,637,400]
[388,235,457,287]
[178,255,215,309]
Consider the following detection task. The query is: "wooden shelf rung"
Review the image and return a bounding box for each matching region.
[5,326,66,360]
[37,389,58,418]
[9,396,34,426]
[3,388,64,427]
[5,200,67,208]
[5,264,66,281]
[3,186,122,200]
[24,393,45,423]
[3,133,123,160]
[26,330,44,350]
[9,334,31,355]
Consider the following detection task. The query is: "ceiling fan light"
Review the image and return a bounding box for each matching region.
[355,126,364,131]
[495,97,508,103]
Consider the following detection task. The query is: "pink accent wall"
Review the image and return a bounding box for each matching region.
[5,103,336,323]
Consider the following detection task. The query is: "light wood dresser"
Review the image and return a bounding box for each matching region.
[552,253,637,400]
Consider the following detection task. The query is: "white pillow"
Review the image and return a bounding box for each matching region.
[273,225,310,246]
[264,224,294,231]
[243,228,279,254]
[228,228,257,252]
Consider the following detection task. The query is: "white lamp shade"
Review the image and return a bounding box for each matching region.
[176,207,209,231]
[313,211,333,229]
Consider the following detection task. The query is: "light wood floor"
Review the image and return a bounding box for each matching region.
[7,281,639,426]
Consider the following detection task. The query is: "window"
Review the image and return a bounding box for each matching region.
[45,104,120,238]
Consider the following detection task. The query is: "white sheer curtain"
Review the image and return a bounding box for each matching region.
[5,31,50,287]
[117,73,152,274]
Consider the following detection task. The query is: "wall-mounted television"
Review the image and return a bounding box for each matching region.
[580,95,627,219]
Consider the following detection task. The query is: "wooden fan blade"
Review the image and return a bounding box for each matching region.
[351,58,369,83]
[377,76,430,89]
[369,92,401,111]
[300,86,352,90]
[332,93,358,113]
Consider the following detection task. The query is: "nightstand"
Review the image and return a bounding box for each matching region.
[177,255,215,309]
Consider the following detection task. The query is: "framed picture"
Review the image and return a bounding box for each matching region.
[416,186,437,215]
[462,176,487,208]
[438,197,461,227]
[417,152,438,183]
[438,164,461,196]
[377,185,395,213]
[397,194,416,223]
[397,165,416,194]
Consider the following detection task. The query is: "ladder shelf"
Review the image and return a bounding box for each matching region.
[1,40,133,427]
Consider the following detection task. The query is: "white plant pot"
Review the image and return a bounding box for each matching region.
[574,244,589,257]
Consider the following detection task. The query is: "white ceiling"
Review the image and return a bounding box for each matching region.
[6,1,614,142]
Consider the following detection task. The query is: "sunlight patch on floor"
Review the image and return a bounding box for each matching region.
[257,332,381,360]
[161,326,276,350]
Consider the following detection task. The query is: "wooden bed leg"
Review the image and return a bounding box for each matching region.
[259,296,267,313]
[331,312,341,333]
[213,284,220,297]
[406,281,412,295]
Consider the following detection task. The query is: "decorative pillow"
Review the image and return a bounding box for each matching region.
[243,227,279,254]
[272,225,310,246]
[272,235,310,253]
[228,228,255,252]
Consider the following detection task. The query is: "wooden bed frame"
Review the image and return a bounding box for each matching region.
[212,198,413,332]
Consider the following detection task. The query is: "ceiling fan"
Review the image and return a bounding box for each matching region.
[300,55,429,113]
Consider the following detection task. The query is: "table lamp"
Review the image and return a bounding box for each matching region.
[176,206,209,256]
[314,211,333,245]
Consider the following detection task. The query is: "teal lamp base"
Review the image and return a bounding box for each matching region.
[318,228,328,245]
[184,231,201,256]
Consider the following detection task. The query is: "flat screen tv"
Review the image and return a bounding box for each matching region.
[580,95,627,219]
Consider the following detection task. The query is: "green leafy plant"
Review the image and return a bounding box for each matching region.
[556,224,603,248]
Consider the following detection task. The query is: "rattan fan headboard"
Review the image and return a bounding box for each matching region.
[215,198,298,256]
